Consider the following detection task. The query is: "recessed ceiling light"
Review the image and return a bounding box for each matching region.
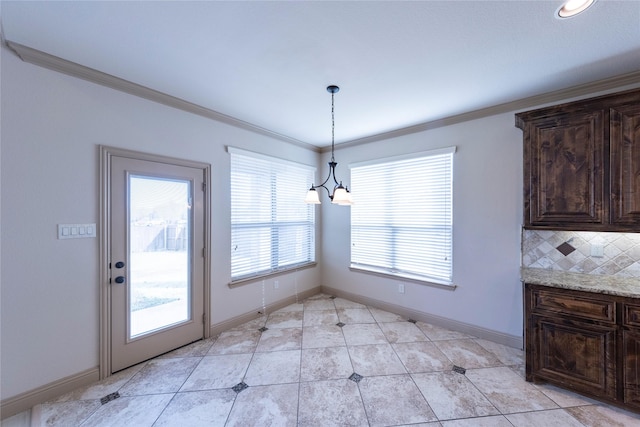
[556,0,596,19]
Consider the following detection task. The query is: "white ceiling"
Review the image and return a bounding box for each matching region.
[2,1,640,147]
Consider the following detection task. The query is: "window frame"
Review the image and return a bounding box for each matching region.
[228,147,316,286]
[349,146,456,289]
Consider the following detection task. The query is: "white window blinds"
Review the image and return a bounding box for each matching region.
[229,147,316,282]
[350,147,455,286]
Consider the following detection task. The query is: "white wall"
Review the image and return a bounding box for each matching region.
[319,82,640,342]
[3,38,639,404]
[320,116,525,340]
[0,44,320,400]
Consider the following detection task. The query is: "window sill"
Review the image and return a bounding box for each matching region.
[229,262,317,289]
[349,266,457,291]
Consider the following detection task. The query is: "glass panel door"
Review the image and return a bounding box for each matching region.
[109,153,205,373]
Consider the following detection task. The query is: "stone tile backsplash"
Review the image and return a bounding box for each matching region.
[522,229,640,278]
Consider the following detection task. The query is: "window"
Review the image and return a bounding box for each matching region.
[229,147,316,282]
[350,146,455,286]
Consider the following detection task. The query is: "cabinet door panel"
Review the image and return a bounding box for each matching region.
[534,316,616,399]
[527,112,605,226]
[611,104,640,226]
[624,329,640,409]
[625,304,640,328]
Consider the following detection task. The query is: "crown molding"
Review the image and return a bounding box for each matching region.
[5,40,320,153]
[6,40,638,155]
[322,70,640,153]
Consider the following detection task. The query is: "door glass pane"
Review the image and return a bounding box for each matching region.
[129,175,191,338]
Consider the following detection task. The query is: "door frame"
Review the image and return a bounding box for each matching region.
[99,145,211,379]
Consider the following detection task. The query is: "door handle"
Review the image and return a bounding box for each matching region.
[114,276,126,284]
[115,261,125,269]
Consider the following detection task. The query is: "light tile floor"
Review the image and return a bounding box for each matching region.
[4,293,640,426]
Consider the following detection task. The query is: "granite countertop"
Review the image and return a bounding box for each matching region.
[521,267,640,298]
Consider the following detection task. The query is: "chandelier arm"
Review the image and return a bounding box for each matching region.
[317,161,341,185]
[317,166,333,188]
[331,165,341,188]
[315,183,333,199]
[315,163,337,199]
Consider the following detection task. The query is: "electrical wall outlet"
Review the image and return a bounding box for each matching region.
[590,244,605,258]
[274,280,279,289]
[398,283,405,294]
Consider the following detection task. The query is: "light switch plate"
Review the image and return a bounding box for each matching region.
[58,223,96,239]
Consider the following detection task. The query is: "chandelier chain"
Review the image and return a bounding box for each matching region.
[331,91,336,162]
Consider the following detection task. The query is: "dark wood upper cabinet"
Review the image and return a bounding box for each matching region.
[516,89,640,231]
[523,111,605,227]
[611,104,640,226]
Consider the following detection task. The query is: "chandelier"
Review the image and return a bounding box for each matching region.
[304,85,353,206]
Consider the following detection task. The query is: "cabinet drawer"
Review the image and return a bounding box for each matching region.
[624,304,640,328]
[531,289,616,323]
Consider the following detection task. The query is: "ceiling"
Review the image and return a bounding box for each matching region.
[2,1,640,148]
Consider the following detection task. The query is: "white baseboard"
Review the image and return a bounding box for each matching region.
[1,367,99,420]
[209,286,321,336]
[1,284,520,420]
[322,285,523,350]
[1,287,322,421]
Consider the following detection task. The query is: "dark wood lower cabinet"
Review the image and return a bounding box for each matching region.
[533,316,617,399]
[623,329,640,409]
[525,283,640,413]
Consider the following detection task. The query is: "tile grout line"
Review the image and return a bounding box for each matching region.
[152,349,213,426]
[23,293,640,426]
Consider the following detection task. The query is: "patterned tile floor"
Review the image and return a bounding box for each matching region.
[4,293,640,426]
